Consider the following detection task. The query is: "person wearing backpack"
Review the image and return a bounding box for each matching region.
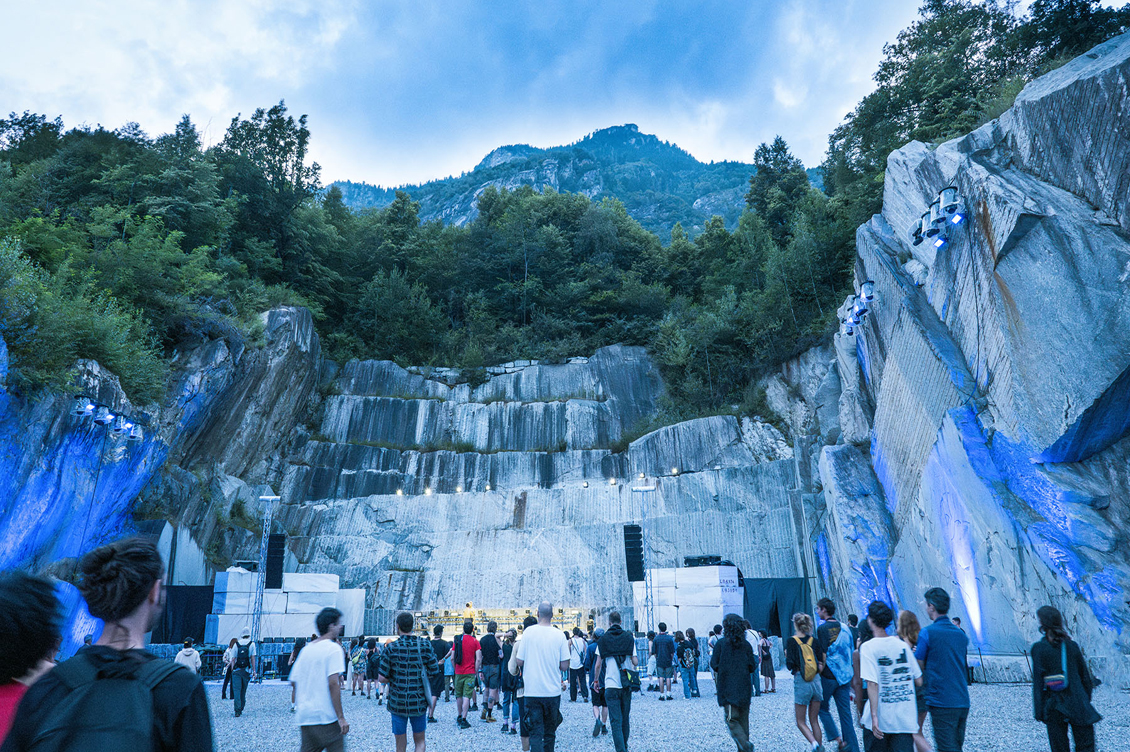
[567,628,589,703]
[585,628,608,737]
[786,612,826,752]
[594,611,637,752]
[231,626,258,717]
[1031,605,1100,752]
[816,598,860,752]
[1,537,213,752]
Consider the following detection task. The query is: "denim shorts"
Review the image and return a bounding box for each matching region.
[793,674,824,705]
[390,712,427,735]
[482,665,501,689]
[657,666,674,679]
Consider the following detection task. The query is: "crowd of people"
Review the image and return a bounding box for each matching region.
[0,535,1109,752]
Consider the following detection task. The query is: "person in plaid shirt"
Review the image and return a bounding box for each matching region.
[378,612,442,752]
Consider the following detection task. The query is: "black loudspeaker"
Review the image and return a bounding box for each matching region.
[266,534,286,589]
[623,524,644,582]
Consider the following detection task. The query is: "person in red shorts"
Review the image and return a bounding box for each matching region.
[0,571,61,744]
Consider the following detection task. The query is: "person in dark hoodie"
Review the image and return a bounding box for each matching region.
[594,611,637,752]
[1031,606,1101,752]
[710,613,757,752]
[1,537,212,752]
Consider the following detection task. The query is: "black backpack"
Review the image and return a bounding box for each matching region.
[234,641,251,669]
[29,652,182,751]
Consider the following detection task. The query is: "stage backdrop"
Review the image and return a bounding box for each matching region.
[742,578,810,637]
[153,585,214,644]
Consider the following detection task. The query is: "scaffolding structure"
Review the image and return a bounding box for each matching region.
[250,494,280,647]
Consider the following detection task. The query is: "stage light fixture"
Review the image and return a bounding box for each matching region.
[609,478,617,486]
[859,280,876,303]
[396,489,404,496]
[93,406,114,426]
[485,484,491,491]
[583,481,589,488]
[456,485,463,493]
[424,487,433,496]
[72,396,95,418]
[127,424,143,442]
[670,467,679,476]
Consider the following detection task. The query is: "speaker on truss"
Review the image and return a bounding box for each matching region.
[266,533,286,589]
[623,524,644,582]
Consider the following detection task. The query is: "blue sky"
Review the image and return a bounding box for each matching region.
[3,1,930,185]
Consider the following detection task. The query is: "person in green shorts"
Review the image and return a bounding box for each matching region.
[452,620,481,729]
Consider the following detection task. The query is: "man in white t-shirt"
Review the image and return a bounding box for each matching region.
[859,600,923,752]
[290,607,350,752]
[515,601,571,752]
[568,628,589,702]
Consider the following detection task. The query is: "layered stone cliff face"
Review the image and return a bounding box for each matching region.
[1,34,1128,681]
[813,32,1130,683]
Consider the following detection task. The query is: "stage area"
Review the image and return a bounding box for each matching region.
[207,674,1129,752]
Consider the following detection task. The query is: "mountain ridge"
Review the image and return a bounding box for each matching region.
[332,124,819,239]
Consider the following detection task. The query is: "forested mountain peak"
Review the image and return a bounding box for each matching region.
[332,123,757,239]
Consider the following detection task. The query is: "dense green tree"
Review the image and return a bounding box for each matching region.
[745,136,811,246]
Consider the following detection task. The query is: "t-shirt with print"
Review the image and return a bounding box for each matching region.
[455,634,480,675]
[289,639,346,727]
[859,635,922,734]
[480,634,502,666]
[515,624,570,698]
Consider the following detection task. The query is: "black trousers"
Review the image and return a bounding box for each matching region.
[221,665,232,698]
[863,728,914,752]
[569,667,589,701]
[232,669,250,715]
[1046,715,1095,752]
[605,688,632,752]
[524,695,562,752]
[928,706,969,752]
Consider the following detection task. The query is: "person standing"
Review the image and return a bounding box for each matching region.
[743,620,761,698]
[859,600,922,752]
[816,598,860,752]
[0,571,62,747]
[174,638,202,675]
[709,613,757,752]
[676,631,695,699]
[685,627,702,698]
[452,620,481,729]
[500,629,520,735]
[847,615,861,648]
[645,631,658,692]
[787,612,826,752]
[479,621,503,722]
[896,611,931,752]
[568,628,589,702]
[586,628,609,737]
[231,626,258,717]
[222,637,238,700]
[708,625,723,684]
[652,623,676,701]
[508,615,539,752]
[1031,606,1100,752]
[428,627,450,722]
[914,588,970,752]
[290,607,349,752]
[365,638,380,700]
[1,538,212,752]
[595,612,637,752]
[378,612,440,752]
[515,602,571,752]
[759,631,776,694]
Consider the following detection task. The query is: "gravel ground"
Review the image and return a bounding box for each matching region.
[210,674,1129,752]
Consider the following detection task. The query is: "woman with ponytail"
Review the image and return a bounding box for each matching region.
[1031,605,1101,752]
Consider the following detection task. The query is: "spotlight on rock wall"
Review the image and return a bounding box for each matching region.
[456,485,463,493]
[424,487,433,496]
[396,489,404,496]
[72,396,96,418]
[110,416,129,436]
[859,280,876,303]
[583,481,589,488]
[840,321,855,337]
[609,478,617,486]
[670,467,679,476]
[92,406,115,426]
[940,186,965,224]
[485,484,491,491]
[127,424,143,442]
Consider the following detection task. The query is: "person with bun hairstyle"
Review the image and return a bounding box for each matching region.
[1,537,213,751]
[1031,606,1101,752]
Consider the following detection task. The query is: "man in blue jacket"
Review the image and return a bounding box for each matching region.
[914,588,970,752]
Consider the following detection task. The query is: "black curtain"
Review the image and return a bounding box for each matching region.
[152,585,214,644]
[742,578,810,637]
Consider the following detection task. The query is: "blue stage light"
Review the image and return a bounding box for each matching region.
[951,213,963,224]
[934,237,947,249]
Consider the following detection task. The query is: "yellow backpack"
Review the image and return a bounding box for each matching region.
[793,636,818,682]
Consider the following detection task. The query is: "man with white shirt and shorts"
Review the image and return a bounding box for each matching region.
[515,602,571,752]
[290,607,350,752]
[859,600,923,752]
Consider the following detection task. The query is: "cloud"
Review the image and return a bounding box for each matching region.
[2,0,923,185]
[0,0,357,139]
